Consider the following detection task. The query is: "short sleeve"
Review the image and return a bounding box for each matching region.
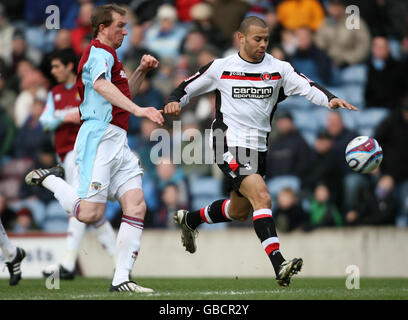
[86,47,114,84]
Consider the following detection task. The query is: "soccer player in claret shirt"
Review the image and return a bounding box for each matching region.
[39,48,117,280]
[164,16,358,287]
[25,4,164,292]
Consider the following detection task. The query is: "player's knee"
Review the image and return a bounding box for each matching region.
[125,200,146,219]
[231,210,251,221]
[253,190,271,209]
[77,208,104,224]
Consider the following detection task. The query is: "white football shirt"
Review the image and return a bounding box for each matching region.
[168,53,335,151]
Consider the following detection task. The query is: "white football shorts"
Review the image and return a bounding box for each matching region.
[73,123,143,203]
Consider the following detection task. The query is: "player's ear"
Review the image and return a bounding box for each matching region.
[237,31,245,43]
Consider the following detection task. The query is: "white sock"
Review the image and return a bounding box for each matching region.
[112,215,144,286]
[0,222,16,261]
[61,216,86,272]
[42,175,79,214]
[93,218,117,265]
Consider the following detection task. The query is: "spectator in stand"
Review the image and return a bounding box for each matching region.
[189,2,226,51]
[13,63,48,128]
[207,0,250,47]
[12,141,68,232]
[11,29,42,70]
[375,104,408,226]
[264,6,282,50]
[290,27,333,85]
[0,3,15,66]
[345,175,397,226]
[155,183,188,228]
[269,45,287,61]
[181,30,219,73]
[151,57,177,98]
[155,157,189,211]
[302,130,343,208]
[304,183,343,230]
[364,36,406,109]
[70,1,94,56]
[0,103,15,162]
[175,0,201,23]
[325,111,362,212]
[0,192,16,230]
[315,0,371,68]
[276,0,325,32]
[13,208,35,233]
[133,0,173,26]
[266,111,311,182]
[0,63,17,121]
[13,93,51,159]
[123,24,151,69]
[274,188,308,232]
[144,4,187,60]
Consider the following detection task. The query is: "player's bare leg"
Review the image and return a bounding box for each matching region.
[239,174,303,287]
[109,185,153,293]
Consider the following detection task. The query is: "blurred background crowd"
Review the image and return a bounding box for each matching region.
[0,0,408,234]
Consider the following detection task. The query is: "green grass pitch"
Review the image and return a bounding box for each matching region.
[1,277,407,300]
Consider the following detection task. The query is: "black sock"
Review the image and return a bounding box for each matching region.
[252,209,285,275]
[186,199,232,229]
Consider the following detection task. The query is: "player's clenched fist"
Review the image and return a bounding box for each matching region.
[164,102,181,116]
[139,54,159,73]
[140,107,164,126]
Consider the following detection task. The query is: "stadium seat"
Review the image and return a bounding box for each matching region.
[189,176,223,211]
[266,175,301,202]
[338,64,368,86]
[277,95,313,111]
[314,107,358,131]
[292,109,319,132]
[344,84,365,108]
[356,107,390,136]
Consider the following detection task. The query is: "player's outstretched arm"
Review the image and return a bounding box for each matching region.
[128,54,159,98]
[94,78,164,125]
[164,101,181,116]
[328,98,358,111]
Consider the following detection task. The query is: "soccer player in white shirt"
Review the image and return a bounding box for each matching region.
[165,16,358,287]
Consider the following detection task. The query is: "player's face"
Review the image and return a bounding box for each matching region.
[51,59,72,84]
[105,12,128,49]
[240,25,269,62]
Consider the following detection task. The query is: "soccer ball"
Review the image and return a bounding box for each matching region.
[345,136,383,174]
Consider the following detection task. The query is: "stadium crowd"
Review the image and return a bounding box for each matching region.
[0,0,407,233]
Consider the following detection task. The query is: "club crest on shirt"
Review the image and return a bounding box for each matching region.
[120,70,127,79]
[91,181,102,191]
[54,93,61,101]
[261,72,271,81]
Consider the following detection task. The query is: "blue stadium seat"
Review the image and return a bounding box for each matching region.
[338,64,368,86]
[344,84,365,108]
[277,95,313,111]
[189,176,222,211]
[356,107,390,136]
[266,176,301,201]
[292,109,319,132]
